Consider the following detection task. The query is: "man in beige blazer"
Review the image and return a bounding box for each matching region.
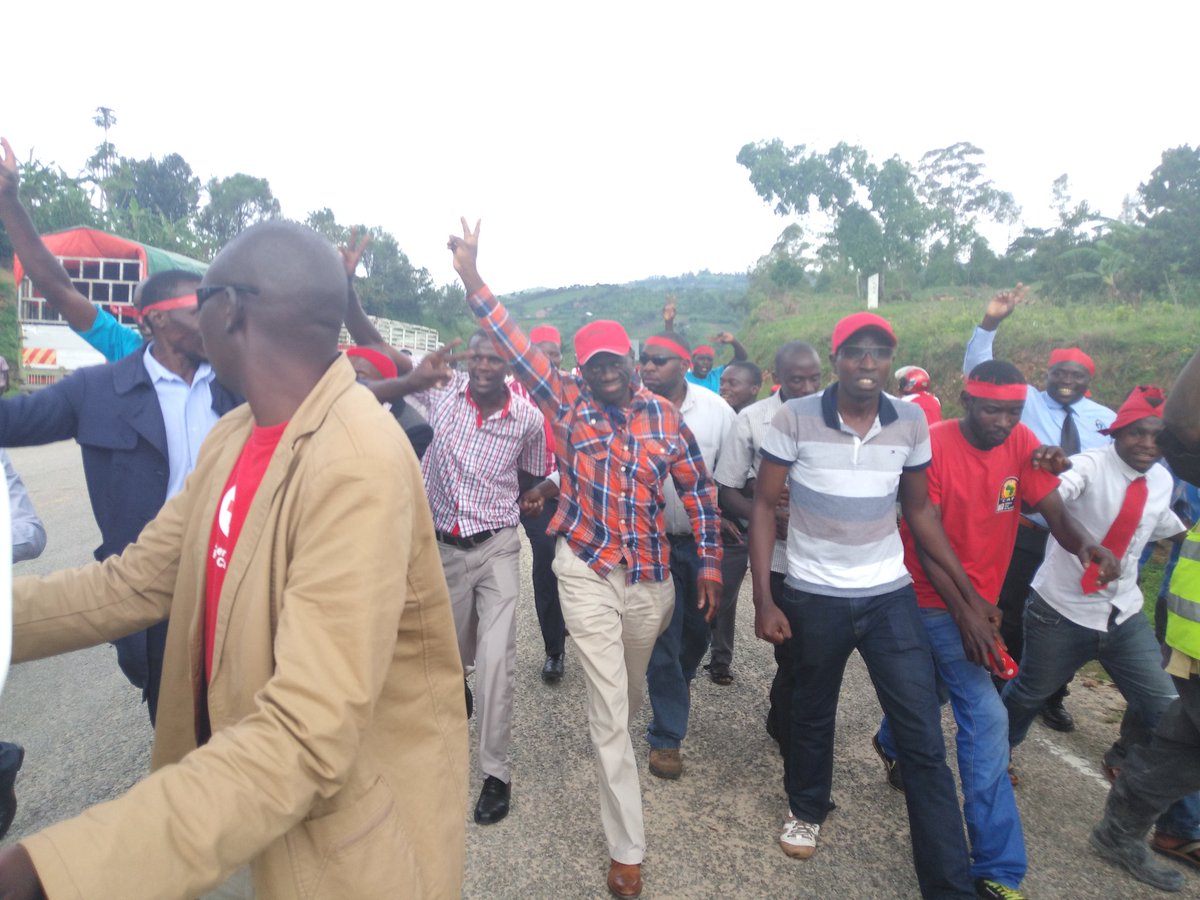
[0,221,468,899]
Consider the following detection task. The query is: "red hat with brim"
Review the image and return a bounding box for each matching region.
[1100,384,1166,435]
[574,320,631,365]
[831,312,897,355]
[530,324,562,346]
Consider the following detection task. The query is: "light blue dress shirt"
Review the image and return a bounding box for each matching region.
[963,326,1116,448]
[142,345,219,499]
[3,449,46,562]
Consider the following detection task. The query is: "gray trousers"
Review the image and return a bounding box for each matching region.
[708,538,748,670]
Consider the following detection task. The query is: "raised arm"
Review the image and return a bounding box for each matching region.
[447,218,563,411]
[0,137,98,332]
[963,284,1026,375]
[713,331,748,363]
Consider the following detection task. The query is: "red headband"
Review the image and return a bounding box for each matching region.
[137,293,198,318]
[1048,347,1096,377]
[643,335,692,362]
[692,344,716,357]
[964,378,1028,402]
[345,347,399,380]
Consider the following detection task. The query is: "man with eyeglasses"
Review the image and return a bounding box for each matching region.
[639,331,735,781]
[447,219,721,899]
[0,138,241,724]
[749,312,978,897]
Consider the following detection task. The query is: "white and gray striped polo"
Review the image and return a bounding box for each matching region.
[761,384,931,598]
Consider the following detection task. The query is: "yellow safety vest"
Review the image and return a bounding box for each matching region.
[1165,522,1200,659]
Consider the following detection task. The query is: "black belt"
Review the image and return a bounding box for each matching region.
[668,532,695,546]
[436,528,499,549]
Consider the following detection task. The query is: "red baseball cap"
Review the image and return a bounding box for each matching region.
[574,320,631,365]
[529,324,562,346]
[1100,384,1166,435]
[831,312,897,355]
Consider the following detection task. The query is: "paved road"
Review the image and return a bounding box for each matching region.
[0,440,1192,898]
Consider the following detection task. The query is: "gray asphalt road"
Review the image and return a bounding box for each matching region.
[0,441,1191,898]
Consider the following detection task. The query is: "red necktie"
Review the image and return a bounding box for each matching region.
[1081,475,1147,594]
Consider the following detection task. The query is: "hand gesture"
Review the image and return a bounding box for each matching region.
[983,283,1028,327]
[1032,445,1073,474]
[713,331,736,344]
[339,228,370,279]
[446,217,480,278]
[697,577,721,624]
[519,486,545,518]
[1081,545,1120,585]
[719,518,744,545]
[662,297,677,325]
[0,138,19,197]
[406,339,467,393]
[754,598,792,644]
[954,595,1002,667]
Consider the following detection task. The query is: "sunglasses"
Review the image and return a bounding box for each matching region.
[639,354,680,367]
[195,283,261,309]
[838,345,894,363]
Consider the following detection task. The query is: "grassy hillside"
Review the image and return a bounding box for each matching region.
[740,286,1199,414]
[502,272,748,362]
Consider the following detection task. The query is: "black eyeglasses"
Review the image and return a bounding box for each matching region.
[639,354,679,367]
[195,283,260,309]
[838,345,894,363]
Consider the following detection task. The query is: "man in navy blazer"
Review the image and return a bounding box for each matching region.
[0,275,241,723]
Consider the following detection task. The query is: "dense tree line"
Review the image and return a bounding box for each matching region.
[0,110,461,328]
[739,139,1200,304]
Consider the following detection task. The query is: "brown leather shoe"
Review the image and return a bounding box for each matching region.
[648,747,682,780]
[607,859,642,898]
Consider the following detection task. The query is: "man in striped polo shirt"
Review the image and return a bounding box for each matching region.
[749,313,984,898]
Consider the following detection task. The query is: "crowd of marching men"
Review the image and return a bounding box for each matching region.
[0,132,1198,898]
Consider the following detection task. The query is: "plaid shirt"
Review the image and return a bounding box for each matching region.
[418,369,548,536]
[468,287,721,585]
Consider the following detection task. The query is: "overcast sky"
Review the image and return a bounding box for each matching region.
[5,1,1195,294]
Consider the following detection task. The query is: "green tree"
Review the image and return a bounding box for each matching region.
[917,142,1018,260]
[106,153,201,223]
[195,174,281,250]
[737,140,929,280]
[1129,145,1200,297]
[0,155,101,267]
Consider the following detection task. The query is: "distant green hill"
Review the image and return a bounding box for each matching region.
[739,285,1198,414]
[501,272,749,362]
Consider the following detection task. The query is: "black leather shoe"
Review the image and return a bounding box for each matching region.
[1040,698,1075,733]
[474,775,511,825]
[542,654,564,683]
[0,743,25,841]
[464,679,473,719]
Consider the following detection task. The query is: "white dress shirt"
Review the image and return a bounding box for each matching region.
[1034,443,1184,630]
[664,383,735,535]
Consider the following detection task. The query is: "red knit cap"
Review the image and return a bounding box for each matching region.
[529,324,561,346]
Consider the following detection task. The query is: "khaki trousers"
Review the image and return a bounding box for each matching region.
[439,526,522,783]
[552,539,674,864]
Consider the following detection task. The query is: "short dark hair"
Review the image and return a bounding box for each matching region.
[137,269,202,310]
[968,359,1024,385]
[725,360,763,385]
[775,340,818,372]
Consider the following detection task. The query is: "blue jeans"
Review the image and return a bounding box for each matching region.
[1003,591,1200,839]
[645,536,713,749]
[778,584,973,899]
[880,609,1026,887]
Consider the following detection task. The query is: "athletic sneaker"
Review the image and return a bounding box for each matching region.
[779,812,820,859]
[975,878,1026,899]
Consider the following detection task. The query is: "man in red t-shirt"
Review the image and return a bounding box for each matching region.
[873,359,1114,899]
